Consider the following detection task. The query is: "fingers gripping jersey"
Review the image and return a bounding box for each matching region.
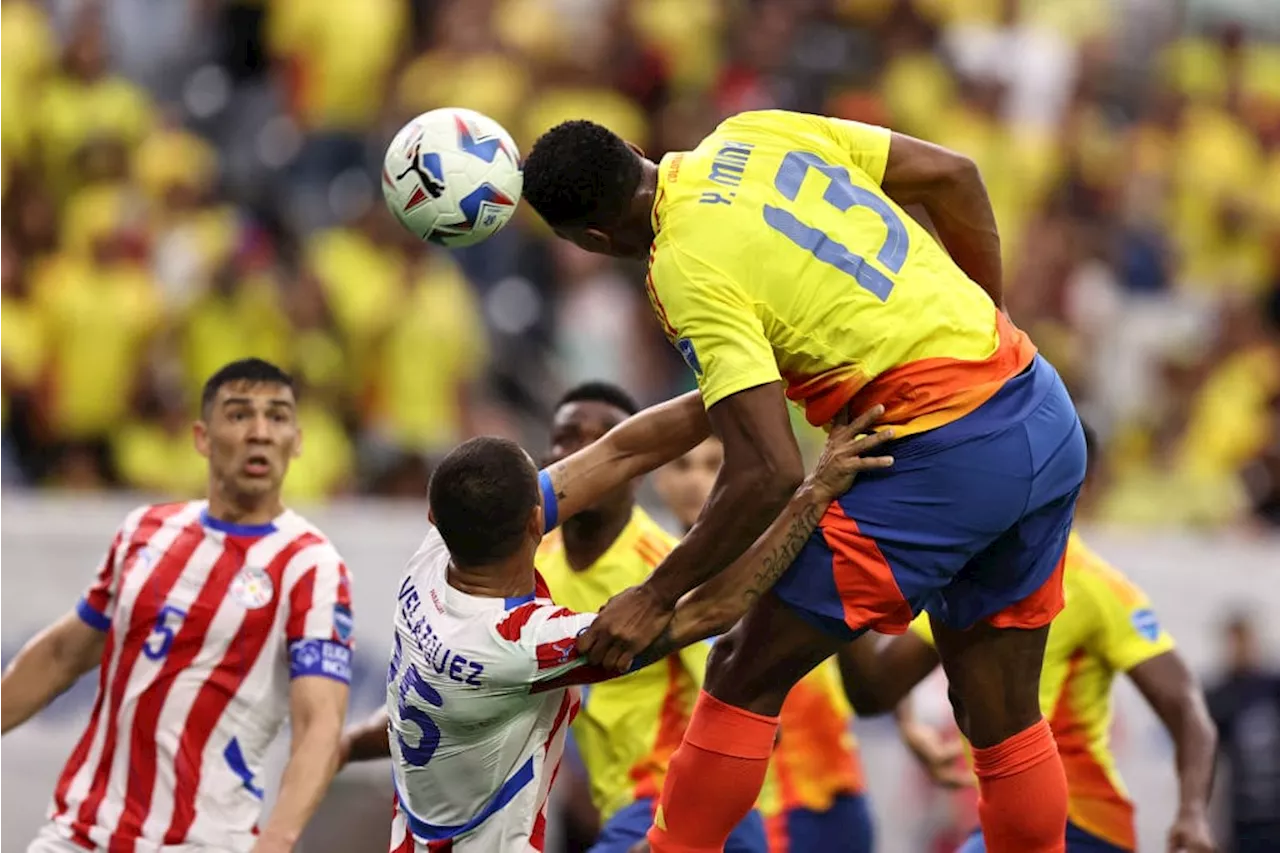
[46,501,353,853]
[388,527,598,851]
[646,110,1036,437]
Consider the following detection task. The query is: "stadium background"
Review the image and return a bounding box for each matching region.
[1,0,1278,850]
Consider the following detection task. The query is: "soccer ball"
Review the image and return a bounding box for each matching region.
[381,108,522,247]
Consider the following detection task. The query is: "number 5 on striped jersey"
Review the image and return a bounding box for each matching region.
[142,604,187,661]
[397,664,444,767]
[762,150,909,302]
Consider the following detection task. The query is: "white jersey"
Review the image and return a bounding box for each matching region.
[387,527,602,852]
[39,501,354,853]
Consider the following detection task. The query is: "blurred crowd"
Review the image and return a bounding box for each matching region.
[1,0,1279,529]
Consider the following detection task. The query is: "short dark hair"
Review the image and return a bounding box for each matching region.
[201,358,296,415]
[556,381,639,417]
[522,120,642,228]
[429,436,540,567]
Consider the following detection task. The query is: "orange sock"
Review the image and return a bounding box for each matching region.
[647,691,779,853]
[971,718,1068,853]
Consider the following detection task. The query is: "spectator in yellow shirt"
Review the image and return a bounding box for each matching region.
[34,220,162,476]
[113,383,207,499]
[37,7,153,201]
[365,249,487,464]
[1,238,49,484]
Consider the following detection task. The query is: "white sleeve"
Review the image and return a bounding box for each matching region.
[491,601,597,684]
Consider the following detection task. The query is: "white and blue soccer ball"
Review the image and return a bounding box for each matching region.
[382,108,522,247]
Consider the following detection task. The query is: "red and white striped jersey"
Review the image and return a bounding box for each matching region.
[387,526,599,852]
[43,500,354,853]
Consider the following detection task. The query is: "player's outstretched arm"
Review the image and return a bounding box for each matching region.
[541,390,709,525]
[254,677,349,853]
[651,406,895,650]
[1128,651,1220,853]
[894,693,974,789]
[879,133,1003,309]
[835,631,940,717]
[337,709,391,766]
[581,383,809,670]
[1,610,105,734]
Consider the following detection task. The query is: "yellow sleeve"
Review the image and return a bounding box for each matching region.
[811,115,893,184]
[1079,568,1176,673]
[677,638,711,686]
[721,110,892,184]
[647,246,781,409]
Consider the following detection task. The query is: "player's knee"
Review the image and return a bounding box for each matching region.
[704,628,743,695]
[961,690,1043,750]
[946,684,970,739]
[703,631,788,713]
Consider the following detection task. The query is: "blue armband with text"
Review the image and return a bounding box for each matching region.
[288,638,352,684]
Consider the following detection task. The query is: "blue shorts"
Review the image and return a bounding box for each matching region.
[956,821,1133,853]
[589,798,767,853]
[766,793,874,853]
[773,355,1086,637]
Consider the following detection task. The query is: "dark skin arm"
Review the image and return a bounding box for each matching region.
[1128,650,1220,853]
[879,132,1004,309]
[836,631,940,716]
[579,382,806,671]
[336,709,390,765]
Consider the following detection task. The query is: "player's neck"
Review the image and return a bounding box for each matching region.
[562,504,633,572]
[447,559,535,599]
[205,488,285,528]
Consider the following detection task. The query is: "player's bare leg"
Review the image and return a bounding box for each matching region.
[648,592,844,852]
[931,617,1067,853]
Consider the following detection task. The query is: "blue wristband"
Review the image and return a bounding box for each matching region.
[538,469,559,533]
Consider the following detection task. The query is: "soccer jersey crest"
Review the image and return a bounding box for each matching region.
[230,567,275,609]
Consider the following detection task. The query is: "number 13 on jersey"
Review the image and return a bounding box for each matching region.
[763,150,910,302]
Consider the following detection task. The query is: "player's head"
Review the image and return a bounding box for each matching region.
[655,437,723,533]
[429,436,543,569]
[1222,609,1262,673]
[195,358,300,503]
[546,381,640,522]
[522,120,658,260]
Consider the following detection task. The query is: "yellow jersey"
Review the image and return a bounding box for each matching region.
[647,110,1036,437]
[758,658,864,841]
[911,532,1175,849]
[537,507,710,821]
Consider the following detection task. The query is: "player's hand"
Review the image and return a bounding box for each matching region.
[579,583,674,672]
[806,404,895,503]
[899,720,974,789]
[1167,807,1218,853]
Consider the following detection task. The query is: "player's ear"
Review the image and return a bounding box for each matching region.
[193,420,211,458]
[625,140,646,158]
[427,506,435,525]
[291,425,303,460]
[530,503,545,540]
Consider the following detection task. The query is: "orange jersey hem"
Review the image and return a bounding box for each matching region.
[807,310,1037,436]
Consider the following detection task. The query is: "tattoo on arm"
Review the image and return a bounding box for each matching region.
[739,502,822,612]
[634,624,679,668]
